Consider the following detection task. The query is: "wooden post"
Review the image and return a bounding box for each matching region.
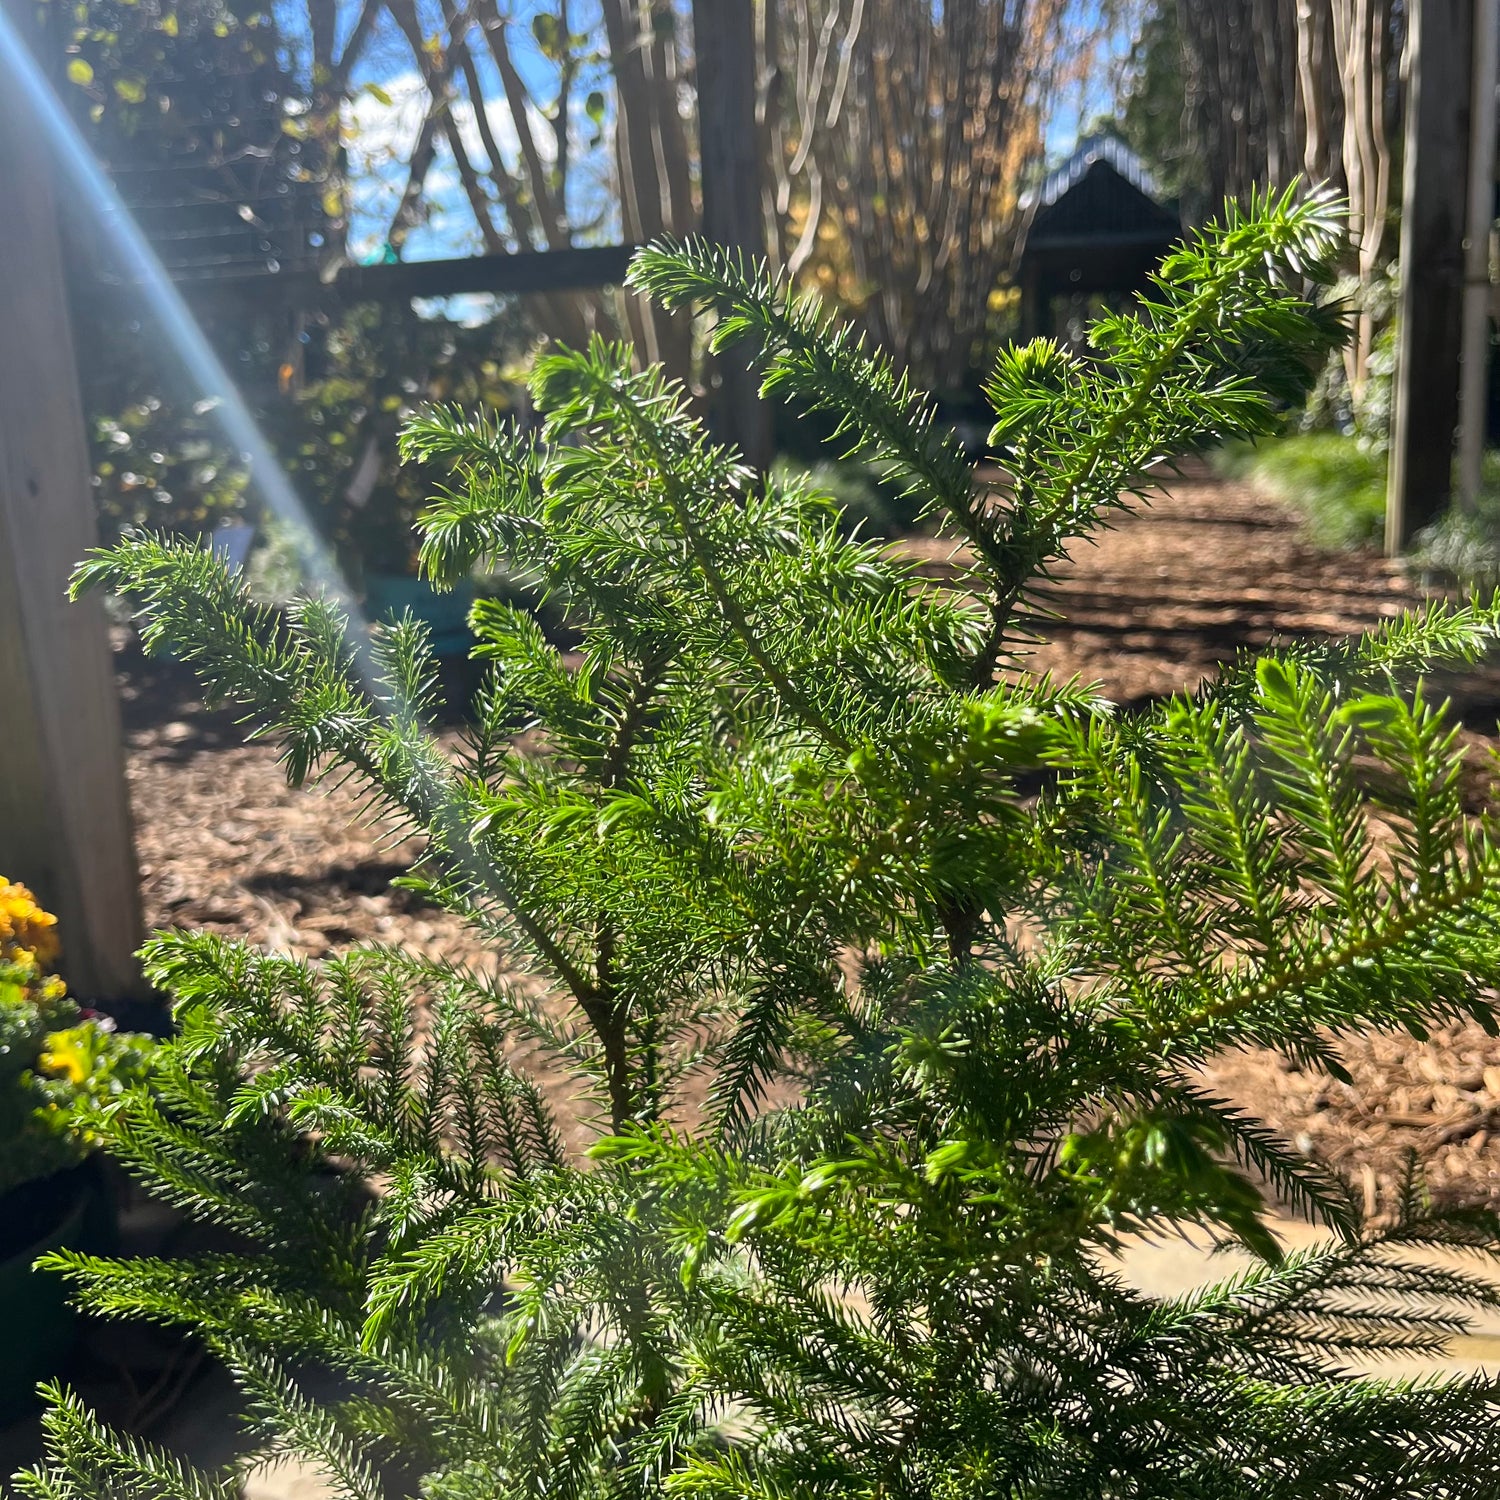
[1457,0,1500,510]
[693,0,775,469]
[1386,0,1474,553]
[0,1,143,997]
[1020,265,1042,342]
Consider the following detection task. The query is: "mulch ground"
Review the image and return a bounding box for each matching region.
[115,464,1500,1212]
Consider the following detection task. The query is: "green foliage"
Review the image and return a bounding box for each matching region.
[0,959,86,1197]
[767,456,915,538]
[50,0,324,538]
[1300,266,1401,448]
[1217,431,1388,548]
[1411,450,1500,589]
[1225,426,1500,577]
[82,292,533,576]
[263,302,534,579]
[28,188,1500,1497]
[1114,0,1209,215]
[48,0,535,574]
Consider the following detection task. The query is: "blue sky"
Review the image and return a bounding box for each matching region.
[272,0,618,262]
[1047,14,1135,155]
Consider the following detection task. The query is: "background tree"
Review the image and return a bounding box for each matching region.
[1120,0,1401,404]
[51,0,329,537]
[757,0,1103,390]
[47,0,545,566]
[55,0,327,283]
[1117,2,1207,208]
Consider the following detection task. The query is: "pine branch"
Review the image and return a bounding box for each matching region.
[16,1387,239,1500]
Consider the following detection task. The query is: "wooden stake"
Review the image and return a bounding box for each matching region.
[1386,0,1474,553]
[1457,0,1499,510]
[693,0,775,469]
[0,1,143,997]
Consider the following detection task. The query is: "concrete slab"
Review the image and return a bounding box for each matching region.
[1112,1215,1500,1379]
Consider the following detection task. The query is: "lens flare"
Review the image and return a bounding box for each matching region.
[0,5,379,689]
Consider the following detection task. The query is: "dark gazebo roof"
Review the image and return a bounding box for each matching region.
[1014,136,1180,335]
[1020,134,1180,252]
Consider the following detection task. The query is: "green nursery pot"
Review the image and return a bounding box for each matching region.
[0,1164,113,1421]
[363,574,477,658]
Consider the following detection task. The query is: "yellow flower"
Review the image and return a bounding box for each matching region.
[0,878,60,969]
[40,1026,95,1086]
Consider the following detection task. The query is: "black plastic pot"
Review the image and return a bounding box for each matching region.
[0,1162,113,1420]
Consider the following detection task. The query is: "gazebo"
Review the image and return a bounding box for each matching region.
[1014,134,1181,343]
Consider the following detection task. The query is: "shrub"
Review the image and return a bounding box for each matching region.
[1217,430,1387,549]
[1410,451,1500,590]
[1226,430,1500,579]
[0,881,152,1198]
[86,298,533,582]
[768,455,917,538]
[24,188,1500,1498]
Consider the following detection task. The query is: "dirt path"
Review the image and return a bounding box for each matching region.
[1027,470,1418,701]
[115,467,1500,1208]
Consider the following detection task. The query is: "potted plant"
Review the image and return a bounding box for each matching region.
[0,879,151,1419]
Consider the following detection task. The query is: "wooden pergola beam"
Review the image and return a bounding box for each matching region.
[101,243,642,316]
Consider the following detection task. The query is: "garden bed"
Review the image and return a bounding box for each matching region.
[115,462,1500,1209]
